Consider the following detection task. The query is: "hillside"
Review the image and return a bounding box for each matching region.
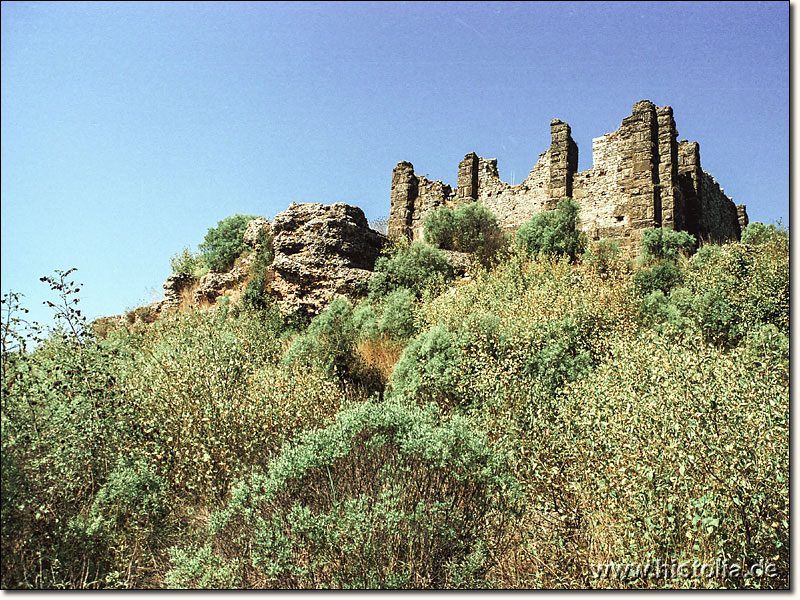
[1,199,789,589]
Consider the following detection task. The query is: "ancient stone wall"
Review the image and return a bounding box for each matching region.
[698,172,742,242]
[473,152,551,230]
[389,100,745,248]
[388,161,455,241]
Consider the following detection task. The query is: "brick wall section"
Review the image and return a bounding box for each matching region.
[388,161,417,239]
[389,100,745,246]
[657,106,683,231]
[573,100,661,246]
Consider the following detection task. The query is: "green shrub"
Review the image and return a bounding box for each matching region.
[242,230,275,310]
[740,221,787,246]
[633,260,683,296]
[167,398,520,589]
[556,332,788,588]
[684,234,788,346]
[118,308,305,502]
[390,314,514,411]
[282,297,377,388]
[582,238,622,276]
[368,242,455,300]
[424,202,505,265]
[389,325,460,407]
[633,228,695,298]
[169,247,208,277]
[198,214,260,272]
[423,205,459,250]
[1,272,133,588]
[354,289,417,342]
[639,227,696,263]
[515,198,585,261]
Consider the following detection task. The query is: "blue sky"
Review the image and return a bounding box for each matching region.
[1,1,789,327]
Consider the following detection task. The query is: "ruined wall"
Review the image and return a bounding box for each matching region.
[389,100,745,247]
[698,172,742,242]
[677,140,744,243]
[388,161,455,240]
[473,152,551,230]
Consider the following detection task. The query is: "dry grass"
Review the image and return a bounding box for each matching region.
[356,336,406,384]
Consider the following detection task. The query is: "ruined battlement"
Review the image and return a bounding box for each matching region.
[389,100,747,247]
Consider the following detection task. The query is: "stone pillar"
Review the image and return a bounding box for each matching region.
[548,119,578,207]
[388,161,418,240]
[627,100,660,229]
[656,106,681,230]
[457,152,479,201]
[737,204,749,234]
[678,141,701,195]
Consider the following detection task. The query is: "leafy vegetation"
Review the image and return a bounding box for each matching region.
[424,201,507,265]
[170,214,263,276]
[1,216,788,589]
[368,240,455,300]
[515,197,586,261]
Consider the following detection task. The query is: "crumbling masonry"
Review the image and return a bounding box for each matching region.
[389,100,748,247]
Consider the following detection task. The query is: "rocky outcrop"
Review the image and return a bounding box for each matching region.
[163,272,197,310]
[243,217,271,248]
[193,266,249,305]
[269,202,387,314]
[440,250,472,276]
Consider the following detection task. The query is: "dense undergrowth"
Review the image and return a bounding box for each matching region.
[1,205,789,589]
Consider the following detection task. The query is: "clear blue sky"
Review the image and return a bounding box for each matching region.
[1,1,789,327]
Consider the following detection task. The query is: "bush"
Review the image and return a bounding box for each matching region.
[424,202,505,264]
[353,289,417,342]
[198,214,260,272]
[283,297,378,388]
[515,198,585,261]
[684,233,788,346]
[740,221,787,246]
[169,247,208,278]
[554,332,788,588]
[368,242,455,300]
[242,230,275,310]
[582,239,622,276]
[639,227,696,263]
[118,308,318,502]
[389,325,460,407]
[633,260,683,296]
[167,398,520,589]
[633,228,696,298]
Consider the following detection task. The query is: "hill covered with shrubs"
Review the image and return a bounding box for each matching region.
[1,200,789,589]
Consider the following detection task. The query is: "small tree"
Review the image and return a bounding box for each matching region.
[198,214,260,272]
[515,198,585,261]
[368,242,455,300]
[741,221,787,246]
[639,227,696,263]
[424,202,505,265]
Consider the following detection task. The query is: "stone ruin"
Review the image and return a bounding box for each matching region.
[388,100,749,248]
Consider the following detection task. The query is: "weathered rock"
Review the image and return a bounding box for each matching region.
[163,272,197,309]
[269,202,387,315]
[243,217,271,248]
[193,267,248,304]
[441,249,472,276]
